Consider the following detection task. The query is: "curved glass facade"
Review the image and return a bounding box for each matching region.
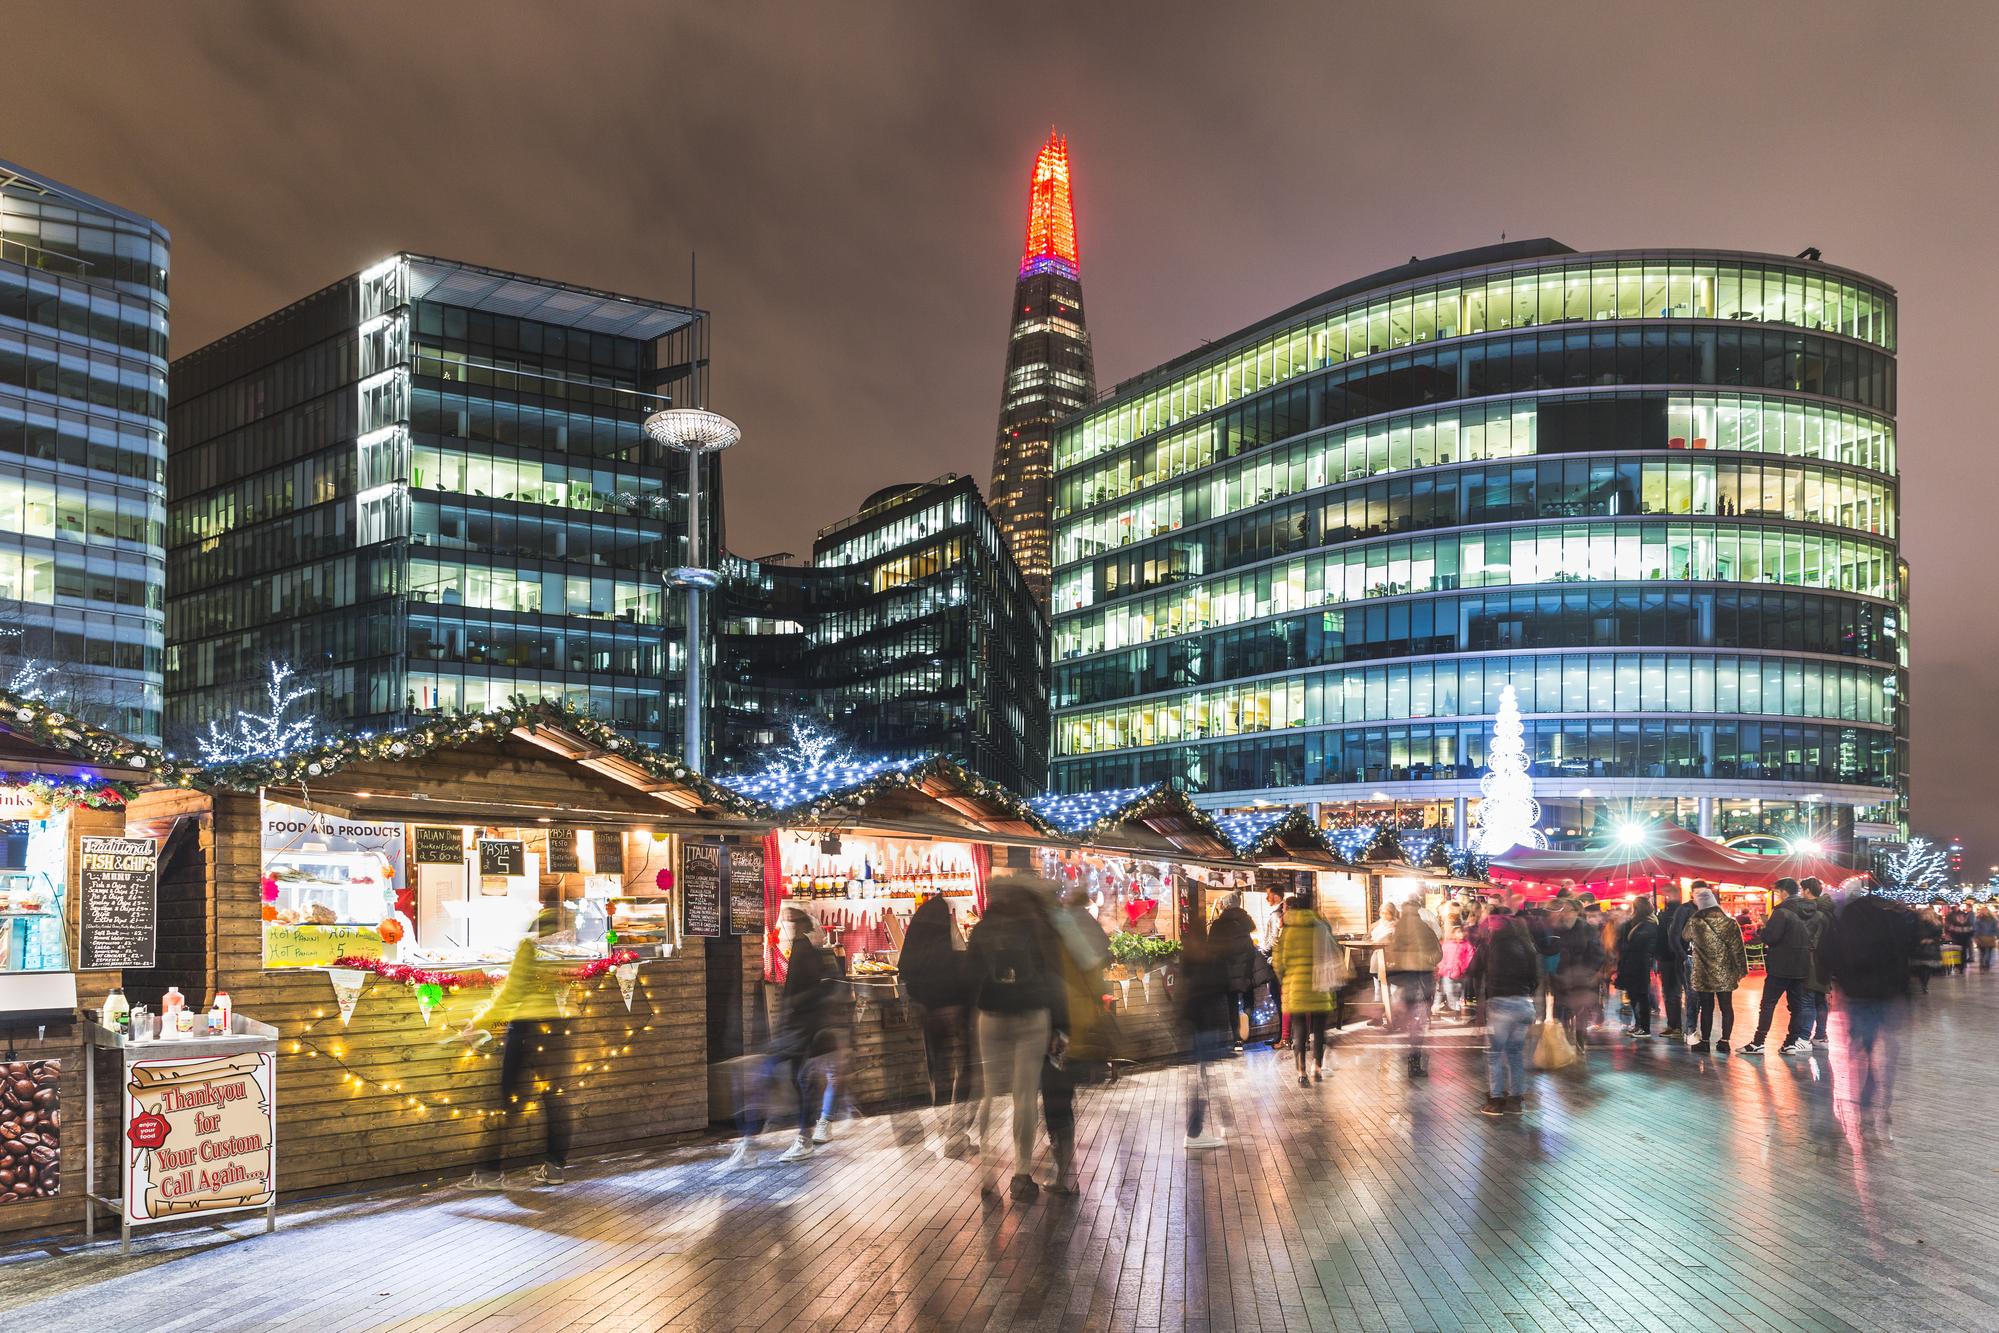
[1049,242,1906,856]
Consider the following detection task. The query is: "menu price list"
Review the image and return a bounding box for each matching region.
[79,835,157,971]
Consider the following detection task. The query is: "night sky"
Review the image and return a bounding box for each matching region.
[12,3,1995,857]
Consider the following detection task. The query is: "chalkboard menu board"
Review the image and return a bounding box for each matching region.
[546,828,579,873]
[79,835,157,970]
[681,842,721,938]
[594,831,624,875]
[413,826,465,865]
[728,843,764,936]
[479,839,525,877]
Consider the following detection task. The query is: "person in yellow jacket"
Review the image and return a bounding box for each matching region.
[1272,897,1337,1086]
[449,907,571,1189]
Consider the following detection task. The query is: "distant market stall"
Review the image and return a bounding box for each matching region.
[1487,822,1853,919]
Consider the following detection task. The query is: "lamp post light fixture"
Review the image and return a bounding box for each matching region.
[641,407,740,775]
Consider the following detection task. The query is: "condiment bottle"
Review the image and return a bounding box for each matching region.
[103,988,129,1033]
[174,1006,195,1038]
[214,990,233,1034]
[162,985,184,1023]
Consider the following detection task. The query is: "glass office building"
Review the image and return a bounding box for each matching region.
[807,474,1051,794]
[1049,241,1907,862]
[0,160,169,742]
[166,254,708,753]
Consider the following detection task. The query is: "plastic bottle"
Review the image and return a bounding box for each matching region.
[174,1006,195,1039]
[162,986,185,1039]
[103,988,129,1033]
[215,990,233,1034]
[206,1000,225,1036]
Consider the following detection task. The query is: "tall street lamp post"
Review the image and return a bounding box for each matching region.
[640,408,739,775]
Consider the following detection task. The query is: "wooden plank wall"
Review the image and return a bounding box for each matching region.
[104,788,712,1202]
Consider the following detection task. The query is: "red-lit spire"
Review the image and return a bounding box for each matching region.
[1020,129,1079,279]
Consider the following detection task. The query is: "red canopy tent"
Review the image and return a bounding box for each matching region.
[1486,824,1848,898]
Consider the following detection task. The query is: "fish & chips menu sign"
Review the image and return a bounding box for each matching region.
[123,1050,276,1222]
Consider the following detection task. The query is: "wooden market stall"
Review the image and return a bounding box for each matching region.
[116,702,758,1198]
[0,693,167,1237]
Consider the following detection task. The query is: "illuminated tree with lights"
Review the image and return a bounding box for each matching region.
[1473,684,1546,855]
[198,661,316,764]
[1884,836,1949,892]
[760,714,852,774]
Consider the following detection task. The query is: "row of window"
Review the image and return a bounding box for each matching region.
[0,396,163,485]
[168,450,348,546]
[1060,449,1895,569]
[410,387,659,460]
[0,331,168,423]
[1057,520,1897,623]
[1057,653,1895,758]
[1058,392,1893,530]
[1051,719,1898,796]
[0,196,169,300]
[810,577,967,649]
[169,330,358,447]
[1059,255,1893,470]
[409,499,669,573]
[165,608,396,693]
[408,440,668,516]
[1055,588,1897,709]
[407,674,668,732]
[817,494,971,569]
[166,554,359,642]
[169,499,351,591]
[0,464,163,550]
[408,613,665,676]
[0,265,168,360]
[0,542,159,611]
[413,301,645,371]
[404,555,664,624]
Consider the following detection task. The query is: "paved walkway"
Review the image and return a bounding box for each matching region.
[5,971,1998,1333]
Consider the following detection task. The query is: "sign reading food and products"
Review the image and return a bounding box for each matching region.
[412,825,466,865]
[78,835,157,970]
[680,842,721,938]
[0,1059,60,1206]
[728,842,764,937]
[123,1050,275,1222]
[260,803,405,967]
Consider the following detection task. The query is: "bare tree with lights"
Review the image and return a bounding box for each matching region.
[198,661,317,764]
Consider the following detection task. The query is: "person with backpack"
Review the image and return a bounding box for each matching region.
[1383,899,1442,1077]
[1741,877,1813,1055]
[1683,887,1748,1053]
[967,871,1070,1198]
[1825,879,1914,1141]
[1209,890,1260,1053]
[727,904,835,1169]
[1272,894,1338,1085]
[1472,904,1540,1115]
[1614,897,1660,1038]
[900,892,974,1157]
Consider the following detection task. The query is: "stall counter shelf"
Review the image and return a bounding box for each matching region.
[83,1013,281,1254]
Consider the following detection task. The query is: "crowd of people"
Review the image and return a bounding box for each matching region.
[716,862,1938,1197]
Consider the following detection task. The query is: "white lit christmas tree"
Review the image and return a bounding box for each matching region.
[1474,683,1546,855]
[198,661,317,764]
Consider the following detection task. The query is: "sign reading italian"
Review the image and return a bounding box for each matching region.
[681,842,721,938]
[593,830,624,875]
[123,1050,276,1223]
[78,835,157,970]
[413,826,466,865]
[727,843,764,937]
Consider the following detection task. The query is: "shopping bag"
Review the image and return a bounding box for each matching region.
[1534,1019,1578,1069]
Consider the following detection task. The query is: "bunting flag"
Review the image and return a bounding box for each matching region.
[415,982,442,1026]
[615,962,639,1011]
[328,968,366,1026]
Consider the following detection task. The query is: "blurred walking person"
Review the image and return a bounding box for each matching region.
[450,906,572,1188]
[1910,907,1943,994]
[727,904,833,1168]
[1473,905,1541,1115]
[968,871,1069,1198]
[1273,894,1338,1085]
[1800,877,1834,1047]
[1614,898,1659,1038]
[1944,901,1975,975]
[1209,889,1260,1053]
[1543,898,1607,1049]
[1825,879,1914,1142]
[901,892,974,1157]
[1654,885,1696,1040]
[1042,878,1115,1194]
[1178,910,1230,1149]
[1438,921,1473,1018]
[1741,878,1813,1055]
[1684,887,1748,1053]
[1975,905,1998,971]
[1384,898,1442,1077]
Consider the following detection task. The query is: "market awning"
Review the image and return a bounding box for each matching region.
[1211,808,1347,867]
[1487,823,1830,892]
[725,755,1061,842]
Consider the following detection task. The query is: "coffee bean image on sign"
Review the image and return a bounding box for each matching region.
[0,1059,61,1206]
[80,835,157,971]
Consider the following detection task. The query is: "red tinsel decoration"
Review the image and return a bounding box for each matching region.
[327,949,640,989]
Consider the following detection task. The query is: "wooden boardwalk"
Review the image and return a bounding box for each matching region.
[3,972,1996,1333]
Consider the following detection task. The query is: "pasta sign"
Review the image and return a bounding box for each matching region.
[123,1051,277,1223]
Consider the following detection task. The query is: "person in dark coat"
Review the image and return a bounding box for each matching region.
[730,904,835,1167]
[900,893,975,1155]
[1826,883,1914,1140]
[1614,898,1660,1037]
[1543,899,1607,1047]
[1944,903,1975,975]
[1909,908,1944,993]
[1742,877,1814,1054]
[1654,886,1698,1039]
[1208,890,1260,1053]
[1178,912,1231,1149]
[1799,877,1834,1044]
